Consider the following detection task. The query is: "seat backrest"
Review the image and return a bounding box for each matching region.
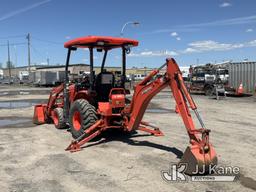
[95,72,115,102]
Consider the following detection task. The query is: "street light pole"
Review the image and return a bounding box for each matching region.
[120,21,140,37]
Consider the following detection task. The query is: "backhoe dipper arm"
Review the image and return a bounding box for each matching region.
[127,58,200,143]
[127,58,217,174]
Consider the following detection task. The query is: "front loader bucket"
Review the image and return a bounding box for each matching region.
[33,104,47,125]
[179,144,218,175]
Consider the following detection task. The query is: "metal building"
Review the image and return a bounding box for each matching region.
[34,64,90,85]
[228,61,256,93]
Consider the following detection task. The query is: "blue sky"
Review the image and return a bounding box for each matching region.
[0,0,256,68]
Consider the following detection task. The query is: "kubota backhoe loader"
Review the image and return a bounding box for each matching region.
[33,36,217,174]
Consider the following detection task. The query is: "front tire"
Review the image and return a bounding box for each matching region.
[69,99,98,139]
[52,107,66,129]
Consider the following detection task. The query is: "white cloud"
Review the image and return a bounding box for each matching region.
[171,32,181,41]
[129,39,256,57]
[183,47,197,53]
[248,40,256,46]
[152,15,256,34]
[0,0,51,22]
[171,32,178,37]
[183,39,256,54]
[183,40,244,53]
[246,28,253,32]
[65,36,71,39]
[129,50,178,57]
[219,2,232,8]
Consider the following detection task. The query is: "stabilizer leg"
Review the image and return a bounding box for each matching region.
[138,126,164,136]
[65,120,104,152]
[138,121,164,136]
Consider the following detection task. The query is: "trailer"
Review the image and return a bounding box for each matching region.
[34,71,57,86]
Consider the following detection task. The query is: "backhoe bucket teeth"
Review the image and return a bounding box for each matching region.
[179,144,218,175]
[33,104,47,125]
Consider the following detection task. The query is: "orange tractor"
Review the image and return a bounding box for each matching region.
[33,36,217,174]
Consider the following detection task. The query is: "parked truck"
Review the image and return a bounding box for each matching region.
[19,71,30,84]
[187,61,252,96]
[187,63,228,96]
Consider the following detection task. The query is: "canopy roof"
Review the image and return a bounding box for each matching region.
[64,36,139,49]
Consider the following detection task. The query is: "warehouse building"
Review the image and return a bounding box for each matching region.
[36,64,90,75]
[1,65,37,77]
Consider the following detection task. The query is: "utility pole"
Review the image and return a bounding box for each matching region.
[47,58,50,65]
[7,40,11,83]
[14,45,17,67]
[27,33,31,73]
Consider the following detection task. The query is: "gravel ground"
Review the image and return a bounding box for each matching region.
[0,86,255,192]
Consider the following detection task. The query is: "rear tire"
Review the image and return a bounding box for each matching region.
[52,107,66,129]
[69,99,98,139]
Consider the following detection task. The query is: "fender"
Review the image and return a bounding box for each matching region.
[73,90,93,103]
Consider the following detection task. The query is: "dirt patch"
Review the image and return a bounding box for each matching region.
[214,118,256,127]
[147,102,175,113]
[0,146,5,152]
[10,179,66,192]
[0,116,35,128]
[239,174,256,191]
[7,154,123,192]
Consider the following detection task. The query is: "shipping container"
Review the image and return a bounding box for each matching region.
[29,72,36,83]
[228,62,256,94]
[34,71,57,86]
[56,71,65,83]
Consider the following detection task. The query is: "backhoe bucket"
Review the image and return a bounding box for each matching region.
[33,104,47,125]
[179,144,217,175]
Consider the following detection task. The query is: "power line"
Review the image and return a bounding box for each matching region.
[0,42,26,47]
[31,44,46,60]
[0,34,26,39]
[32,36,63,45]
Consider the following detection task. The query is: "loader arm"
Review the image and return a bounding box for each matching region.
[33,83,64,125]
[46,83,64,117]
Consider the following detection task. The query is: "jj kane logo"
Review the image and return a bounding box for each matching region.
[161,163,240,182]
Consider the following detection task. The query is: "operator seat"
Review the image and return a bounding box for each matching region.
[95,71,115,102]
